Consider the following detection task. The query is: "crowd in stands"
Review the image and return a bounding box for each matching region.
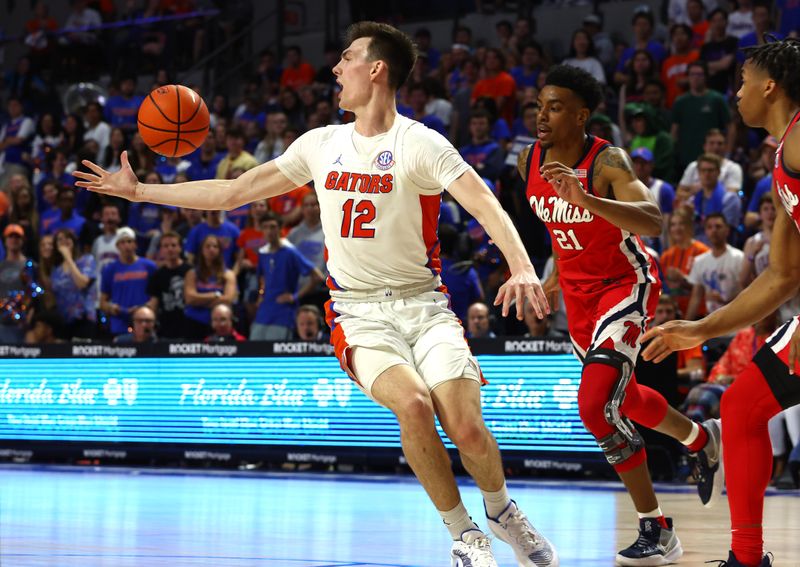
[2,0,800,481]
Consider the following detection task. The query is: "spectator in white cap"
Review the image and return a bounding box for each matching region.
[99,226,157,336]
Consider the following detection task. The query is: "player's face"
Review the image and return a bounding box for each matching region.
[536,86,589,148]
[333,37,375,112]
[737,61,771,128]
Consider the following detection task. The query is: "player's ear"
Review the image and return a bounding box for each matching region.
[576,107,590,128]
[370,59,387,82]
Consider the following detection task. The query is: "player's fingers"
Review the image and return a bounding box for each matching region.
[523,287,539,319]
[514,284,525,320]
[72,171,100,182]
[533,284,550,316]
[121,150,131,170]
[790,339,797,375]
[640,327,662,343]
[640,336,662,361]
[493,285,506,307]
[80,159,108,177]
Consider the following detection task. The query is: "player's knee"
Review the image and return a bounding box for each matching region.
[578,391,608,433]
[445,421,488,455]
[578,365,615,435]
[392,392,436,428]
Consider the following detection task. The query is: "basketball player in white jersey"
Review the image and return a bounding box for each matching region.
[74,22,557,567]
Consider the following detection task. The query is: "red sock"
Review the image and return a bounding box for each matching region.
[721,362,782,567]
[685,423,709,453]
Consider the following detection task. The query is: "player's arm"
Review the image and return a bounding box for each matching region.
[74,151,298,211]
[540,147,662,236]
[642,198,800,361]
[447,167,549,320]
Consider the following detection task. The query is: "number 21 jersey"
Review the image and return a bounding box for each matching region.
[525,135,659,288]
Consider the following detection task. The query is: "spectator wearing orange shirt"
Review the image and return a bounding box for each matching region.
[660,209,709,317]
[268,185,312,236]
[471,48,517,126]
[686,0,710,48]
[662,24,700,107]
[280,46,316,90]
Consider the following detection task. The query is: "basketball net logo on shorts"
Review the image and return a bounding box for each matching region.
[375,150,395,171]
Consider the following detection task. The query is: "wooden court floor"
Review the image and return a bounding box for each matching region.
[0,465,796,566]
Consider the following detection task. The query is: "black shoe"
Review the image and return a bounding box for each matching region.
[616,517,683,566]
[706,550,773,566]
[693,418,724,507]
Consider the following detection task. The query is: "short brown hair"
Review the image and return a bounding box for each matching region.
[344,21,417,90]
[696,153,722,171]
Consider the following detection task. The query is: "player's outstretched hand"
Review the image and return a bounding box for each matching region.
[540,161,586,206]
[640,319,706,363]
[494,267,550,321]
[73,151,138,201]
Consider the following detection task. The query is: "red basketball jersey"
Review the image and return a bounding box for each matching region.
[774,111,800,233]
[525,136,660,287]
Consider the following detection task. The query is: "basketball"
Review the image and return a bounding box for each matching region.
[137,85,209,157]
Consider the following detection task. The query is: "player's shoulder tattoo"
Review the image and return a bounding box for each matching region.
[593,146,635,184]
[517,144,533,181]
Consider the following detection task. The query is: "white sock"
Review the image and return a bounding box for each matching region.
[481,482,512,518]
[440,501,480,541]
[638,506,663,519]
[680,421,700,446]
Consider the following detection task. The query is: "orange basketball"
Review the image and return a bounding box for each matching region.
[137,85,209,157]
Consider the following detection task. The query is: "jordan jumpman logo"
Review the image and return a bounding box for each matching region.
[333,154,343,166]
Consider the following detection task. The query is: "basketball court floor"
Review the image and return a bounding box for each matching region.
[0,464,796,566]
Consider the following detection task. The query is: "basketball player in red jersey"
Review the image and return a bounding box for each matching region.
[519,65,721,566]
[643,38,800,567]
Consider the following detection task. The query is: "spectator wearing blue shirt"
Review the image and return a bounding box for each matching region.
[407,82,447,136]
[183,234,238,339]
[439,225,483,323]
[736,3,782,63]
[251,213,323,341]
[632,147,676,253]
[186,136,224,181]
[459,110,505,183]
[693,153,742,243]
[35,149,74,213]
[45,187,86,238]
[777,0,800,36]
[745,135,778,230]
[414,28,441,69]
[104,76,144,133]
[128,171,164,253]
[510,42,544,89]
[185,210,241,269]
[614,9,667,86]
[100,227,157,336]
[0,96,35,178]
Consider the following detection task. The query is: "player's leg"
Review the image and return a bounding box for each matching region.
[578,347,682,566]
[429,376,558,567]
[719,323,800,567]
[413,292,558,567]
[361,352,499,565]
[326,299,495,564]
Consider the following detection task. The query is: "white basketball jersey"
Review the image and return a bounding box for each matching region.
[275,114,471,292]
